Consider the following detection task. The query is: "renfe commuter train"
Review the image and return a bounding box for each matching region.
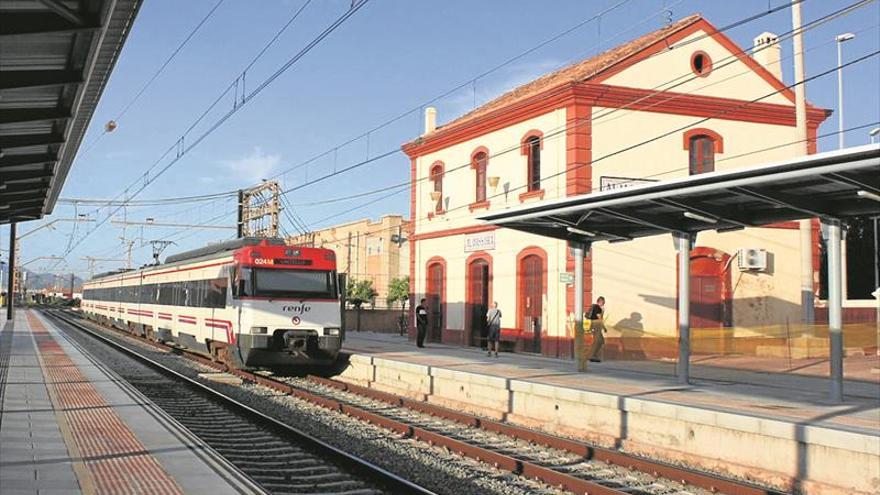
[81,238,343,369]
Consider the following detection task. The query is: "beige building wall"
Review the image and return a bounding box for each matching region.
[404,16,833,356]
[290,215,410,307]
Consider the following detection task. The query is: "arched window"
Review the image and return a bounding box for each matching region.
[472,151,488,203]
[525,136,541,191]
[430,163,444,213]
[688,135,715,175]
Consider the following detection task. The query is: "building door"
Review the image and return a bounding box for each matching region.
[467,259,490,348]
[688,248,732,353]
[690,275,723,328]
[519,254,543,353]
[426,262,444,343]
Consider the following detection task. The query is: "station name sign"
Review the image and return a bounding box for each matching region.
[599,176,658,191]
[464,231,495,252]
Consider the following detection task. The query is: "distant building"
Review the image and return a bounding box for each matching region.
[398,15,873,359]
[289,215,411,307]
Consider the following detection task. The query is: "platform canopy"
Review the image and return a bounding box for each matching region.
[0,0,141,224]
[479,145,880,242]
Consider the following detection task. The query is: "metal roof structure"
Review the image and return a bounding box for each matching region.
[0,0,142,224]
[480,145,880,241]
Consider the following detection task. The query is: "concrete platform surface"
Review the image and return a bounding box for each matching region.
[0,310,264,495]
[344,332,880,433]
[341,332,880,494]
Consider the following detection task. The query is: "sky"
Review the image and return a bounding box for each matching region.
[3,0,879,279]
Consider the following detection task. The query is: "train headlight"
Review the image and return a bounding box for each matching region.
[250,326,268,334]
[323,327,340,336]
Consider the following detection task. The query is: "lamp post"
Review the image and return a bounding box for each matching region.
[835,33,855,149]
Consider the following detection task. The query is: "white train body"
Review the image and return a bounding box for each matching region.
[81,238,343,368]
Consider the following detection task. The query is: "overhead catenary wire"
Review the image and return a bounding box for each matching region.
[76,0,228,159]
[52,0,371,270]
[279,0,873,205]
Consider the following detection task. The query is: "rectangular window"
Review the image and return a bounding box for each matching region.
[251,268,337,299]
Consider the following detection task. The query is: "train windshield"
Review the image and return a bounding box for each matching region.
[244,268,337,299]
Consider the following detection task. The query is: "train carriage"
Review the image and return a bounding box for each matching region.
[81,238,343,369]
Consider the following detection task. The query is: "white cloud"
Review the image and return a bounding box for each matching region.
[220,146,281,182]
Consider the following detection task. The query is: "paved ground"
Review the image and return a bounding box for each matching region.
[0,311,262,495]
[343,331,880,434]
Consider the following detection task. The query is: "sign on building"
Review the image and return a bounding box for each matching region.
[599,176,658,191]
[559,272,574,285]
[465,231,495,252]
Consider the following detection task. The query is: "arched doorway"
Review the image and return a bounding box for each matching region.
[517,249,546,354]
[466,254,491,348]
[426,259,445,343]
[689,247,732,353]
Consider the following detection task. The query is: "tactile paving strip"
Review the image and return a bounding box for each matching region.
[27,313,184,495]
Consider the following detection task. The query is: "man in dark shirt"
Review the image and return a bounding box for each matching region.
[586,296,606,362]
[415,298,429,348]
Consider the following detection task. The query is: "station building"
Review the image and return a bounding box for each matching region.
[399,15,879,359]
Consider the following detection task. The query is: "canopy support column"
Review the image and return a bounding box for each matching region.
[823,218,844,402]
[7,222,16,321]
[673,232,694,384]
[571,241,590,372]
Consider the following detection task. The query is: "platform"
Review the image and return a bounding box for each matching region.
[340,331,880,495]
[0,311,264,495]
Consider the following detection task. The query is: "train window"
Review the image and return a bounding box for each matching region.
[206,278,227,308]
[252,269,337,299]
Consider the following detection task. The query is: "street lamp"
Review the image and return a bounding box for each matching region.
[835,32,855,149]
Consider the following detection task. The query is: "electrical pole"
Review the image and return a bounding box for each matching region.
[7,222,16,320]
[346,231,352,274]
[80,257,127,278]
[239,181,281,238]
[792,0,814,325]
[69,273,75,300]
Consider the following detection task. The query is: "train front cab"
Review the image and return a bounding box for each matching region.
[228,246,344,369]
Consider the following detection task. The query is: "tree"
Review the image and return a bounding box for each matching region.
[346,279,377,332]
[387,276,410,312]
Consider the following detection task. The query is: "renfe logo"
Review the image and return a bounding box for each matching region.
[291,316,301,325]
[283,303,311,314]
[254,258,274,265]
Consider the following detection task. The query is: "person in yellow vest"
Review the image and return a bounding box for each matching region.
[586,296,606,363]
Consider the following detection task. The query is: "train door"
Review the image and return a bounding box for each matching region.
[426,261,444,343]
[519,254,543,354]
[467,259,490,348]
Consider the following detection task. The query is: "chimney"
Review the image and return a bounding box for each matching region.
[753,32,782,81]
[424,107,437,135]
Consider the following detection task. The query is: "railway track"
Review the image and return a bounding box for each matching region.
[43,309,434,495]
[51,308,786,495]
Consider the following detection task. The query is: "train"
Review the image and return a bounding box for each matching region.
[80,237,344,369]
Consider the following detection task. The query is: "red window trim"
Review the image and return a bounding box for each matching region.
[682,128,724,153]
[470,146,489,203]
[518,189,545,202]
[690,50,713,77]
[468,200,490,212]
[519,130,544,155]
[429,160,445,215]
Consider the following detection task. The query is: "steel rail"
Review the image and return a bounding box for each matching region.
[42,308,435,495]
[58,307,786,495]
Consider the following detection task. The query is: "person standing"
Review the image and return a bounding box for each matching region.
[586,296,606,362]
[486,302,502,357]
[415,298,429,348]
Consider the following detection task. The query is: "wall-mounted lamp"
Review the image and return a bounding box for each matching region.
[488,176,500,191]
[430,191,442,202]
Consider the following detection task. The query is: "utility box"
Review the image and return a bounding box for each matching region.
[737,248,768,271]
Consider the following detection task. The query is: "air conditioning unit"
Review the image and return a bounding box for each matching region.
[737,248,768,271]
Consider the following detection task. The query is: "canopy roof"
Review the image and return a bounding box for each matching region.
[480,145,880,243]
[0,0,141,224]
